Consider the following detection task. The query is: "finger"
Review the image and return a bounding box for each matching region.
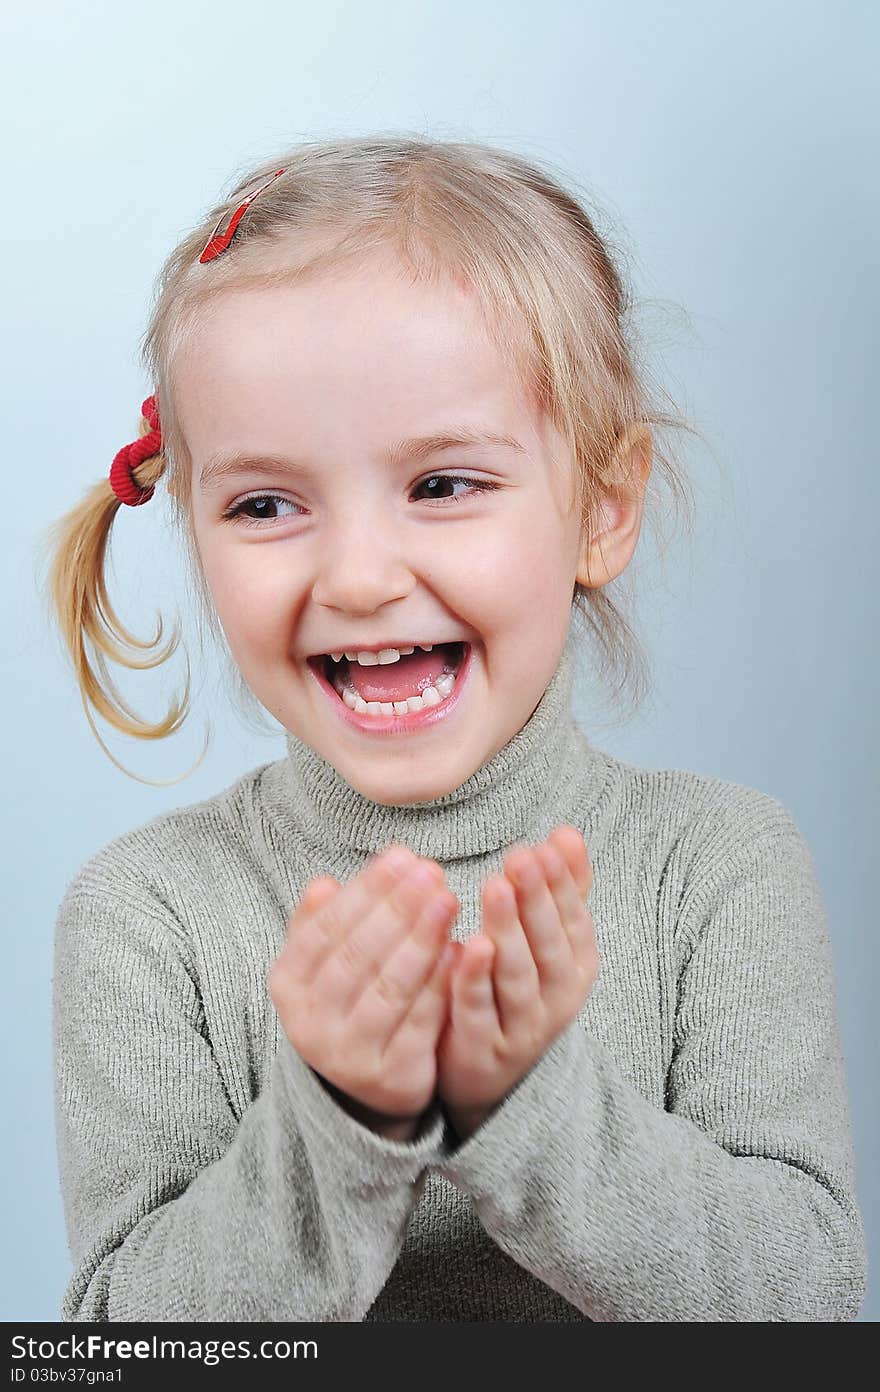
[278,876,341,959]
[449,936,498,1037]
[290,875,342,921]
[390,935,459,1047]
[412,859,447,888]
[547,825,593,898]
[503,847,574,985]
[317,860,451,1013]
[481,874,539,1035]
[534,842,595,964]
[352,888,459,1048]
[290,845,418,986]
[305,874,343,902]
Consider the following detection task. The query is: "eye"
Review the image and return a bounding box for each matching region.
[412,474,498,504]
[221,494,302,527]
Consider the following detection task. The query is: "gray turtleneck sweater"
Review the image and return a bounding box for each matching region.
[52,629,867,1321]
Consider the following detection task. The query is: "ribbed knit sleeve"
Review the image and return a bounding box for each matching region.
[52,883,445,1323]
[436,805,867,1321]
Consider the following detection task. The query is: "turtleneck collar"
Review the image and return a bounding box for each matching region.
[260,622,613,863]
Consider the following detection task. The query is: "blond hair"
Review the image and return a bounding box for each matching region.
[38,131,703,786]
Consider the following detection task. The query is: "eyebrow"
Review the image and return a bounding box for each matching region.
[198,427,527,492]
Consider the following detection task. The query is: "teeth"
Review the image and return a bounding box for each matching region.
[328,643,436,666]
[333,667,457,716]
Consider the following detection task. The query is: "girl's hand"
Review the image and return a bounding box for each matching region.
[268,847,459,1127]
[436,826,598,1137]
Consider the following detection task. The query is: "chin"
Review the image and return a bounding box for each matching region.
[353,767,469,806]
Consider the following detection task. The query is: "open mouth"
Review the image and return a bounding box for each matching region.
[315,640,466,687]
[306,640,470,724]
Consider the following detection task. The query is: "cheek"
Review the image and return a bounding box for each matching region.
[200,546,293,645]
[470,516,570,600]
[202,551,251,618]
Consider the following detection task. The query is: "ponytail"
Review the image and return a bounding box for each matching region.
[36,404,209,786]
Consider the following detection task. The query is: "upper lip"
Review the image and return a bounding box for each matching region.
[308,639,467,659]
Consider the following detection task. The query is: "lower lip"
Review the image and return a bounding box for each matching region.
[307,644,474,735]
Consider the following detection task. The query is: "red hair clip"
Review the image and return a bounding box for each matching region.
[198,168,287,264]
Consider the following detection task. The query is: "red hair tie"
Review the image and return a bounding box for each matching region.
[109,395,162,506]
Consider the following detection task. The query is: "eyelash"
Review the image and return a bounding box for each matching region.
[221,474,499,528]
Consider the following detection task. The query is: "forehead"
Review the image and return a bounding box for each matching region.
[173,263,541,459]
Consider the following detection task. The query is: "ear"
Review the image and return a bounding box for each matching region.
[576,423,652,589]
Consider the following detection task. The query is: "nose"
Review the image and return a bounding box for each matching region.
[310,506,415,614]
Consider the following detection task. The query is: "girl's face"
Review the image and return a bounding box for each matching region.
[181,255,591,805]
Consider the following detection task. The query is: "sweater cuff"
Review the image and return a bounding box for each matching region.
[275,1033,446,1186]
[435,1016,586,1198]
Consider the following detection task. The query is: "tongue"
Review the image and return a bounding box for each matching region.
[346,647,451,703]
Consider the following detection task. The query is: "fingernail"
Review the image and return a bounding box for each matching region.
[407,862,436,890]
[542,845,564,877]
[440,942,457,971]
[384,847,412,873]
[424,901,451,930]
[513,852,539,887]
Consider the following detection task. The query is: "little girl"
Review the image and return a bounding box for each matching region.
[45,134,867,1323]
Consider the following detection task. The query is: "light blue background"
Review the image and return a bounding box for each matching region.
[3,0,876,1323]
